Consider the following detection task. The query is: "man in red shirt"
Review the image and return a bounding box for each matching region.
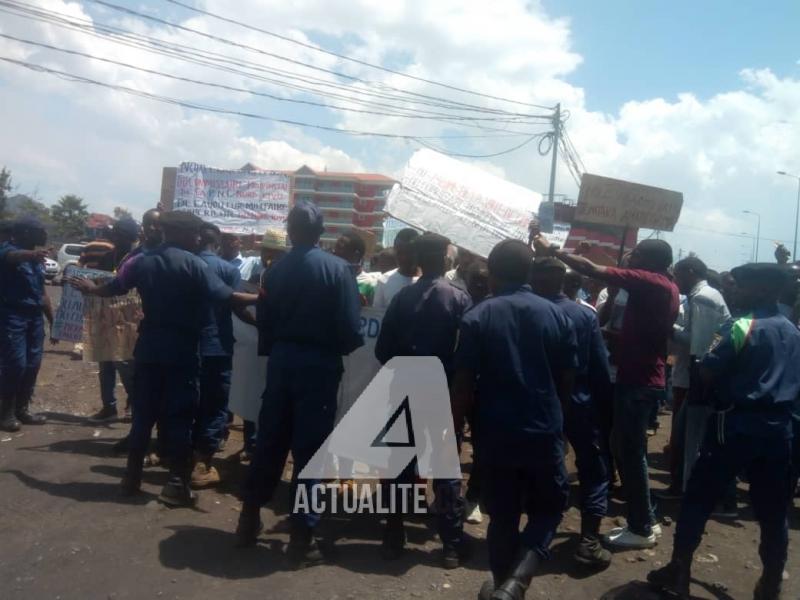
[535,236,679,549]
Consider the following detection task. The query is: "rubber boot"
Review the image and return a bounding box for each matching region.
[753,566,783,600]
[491,549,541,600]
[1,397,21,432]
[16,395,46,425]
[236,502,263,548]
[190,451,220,489]
[159,458,196,508]
[381,514,406,560]
[574,515,612,569]
[286,522,325,569]
[121,452,145,496]
[647,554,692,599]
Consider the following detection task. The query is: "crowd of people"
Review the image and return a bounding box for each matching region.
[1,202,799,600]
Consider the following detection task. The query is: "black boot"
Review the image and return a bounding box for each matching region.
[753,566,783,600]
[491,550,540,600]
[1,397,21,432]
[574,515,612,569]
[16,396,46,425]
[236,503,263,547]
[478,578,496,600]
[286,523,325,569]
[121,452,145,496]
[647,554,691,599]
[158,459,196,507]
[381,515,406,560]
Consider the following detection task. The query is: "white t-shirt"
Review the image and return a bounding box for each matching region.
[373,268,418,309]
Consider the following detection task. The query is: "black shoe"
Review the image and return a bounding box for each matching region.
[711,503,738,519]
[442,545,461,570]
[574,536,612,569]
[1,412,21,432]
[236,504,263,547]
[16,403,46,425]
[478,579,495,600]
[491,550,540,600]
[647,559,691,599]
[286,534,326,569]
[158,476,196,507]
[88,406,119,423]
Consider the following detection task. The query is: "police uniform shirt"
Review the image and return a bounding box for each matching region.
[455,285,578,466]
[375,275,472,378]
[0,242,45,309]
[550,293,610,405]
[703,306,800,439]
[259,245,363,359]
[108,244,233,364]
[198,250,242,357]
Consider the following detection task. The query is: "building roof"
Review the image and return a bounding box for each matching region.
[86,213,115,229]
[239,163,394,183]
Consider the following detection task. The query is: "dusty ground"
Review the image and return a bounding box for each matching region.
[0,286,798,600]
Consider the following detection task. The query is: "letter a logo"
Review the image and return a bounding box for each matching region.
[300,357,461,479]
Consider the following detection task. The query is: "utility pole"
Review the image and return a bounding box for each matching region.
[547,103,561,205]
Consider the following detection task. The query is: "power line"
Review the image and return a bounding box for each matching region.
[412,134,546,158]
[0,32,552,136]
[0,55,549,151]
[163,0,556,112]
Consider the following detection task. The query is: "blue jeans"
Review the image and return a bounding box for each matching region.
[0,308,44,409]
[193,355,232,455]
[675,421,791,574]
[98,361,134,409]
[612,384,660,536]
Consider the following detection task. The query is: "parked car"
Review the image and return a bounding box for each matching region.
[43,257,59,281]
[57,243,85,272]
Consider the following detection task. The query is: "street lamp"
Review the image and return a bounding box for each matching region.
[777,171,800,260]
[740,232,755,262]
[743,210,761,262]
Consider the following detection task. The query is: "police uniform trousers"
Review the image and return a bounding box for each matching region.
[243,344,341,530]
[482,438,569,584]
[563,400,609,519]
[128,360,199,472]
[193,355,233,456]
[0,307,44,410]
[674,416,792,575]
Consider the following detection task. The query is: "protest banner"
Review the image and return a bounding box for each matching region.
[385,149,545,258]
[575,174,683,232]
[173,162,291,234]
[227,307,385,427]
[51,266,109,342]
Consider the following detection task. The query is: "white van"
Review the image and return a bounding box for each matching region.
[57,243,85,271]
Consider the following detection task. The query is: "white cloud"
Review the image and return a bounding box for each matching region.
[1,0,799,270]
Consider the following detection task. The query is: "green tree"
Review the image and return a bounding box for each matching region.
[10,194,51,223]
[0,167,12,218]
[113,206,133,220]
[51,194,89,240]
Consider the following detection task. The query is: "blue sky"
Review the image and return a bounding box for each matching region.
[1,0,799,269]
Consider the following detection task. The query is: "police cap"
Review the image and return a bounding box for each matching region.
[288,200,324,235]
[731,263,790,291]
[159,210,205,231]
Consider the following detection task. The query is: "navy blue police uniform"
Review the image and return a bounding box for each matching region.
[670,279,800,591]
[107,243,233,488]
[455,284,577,585]
[242,241,363,531]
[195,250,241,457]
[547,294,611,525]
[0,239,46,423]
[375,274,472,553]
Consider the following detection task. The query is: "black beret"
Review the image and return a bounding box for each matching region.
[731,263,790,289]
[159,210,205,231]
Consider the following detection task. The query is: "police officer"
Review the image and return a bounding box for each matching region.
[648,263,800,600]
[191,222,252,488]
[529,258,612,569]
[237,201,363,567]
[375,232,472,569]
[69,211,256,507]
[452,240,577,600]
[0,217,53,432]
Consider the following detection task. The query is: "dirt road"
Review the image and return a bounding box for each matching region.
[0,286,797,599]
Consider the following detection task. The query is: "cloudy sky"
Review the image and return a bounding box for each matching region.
[0,0,798,270]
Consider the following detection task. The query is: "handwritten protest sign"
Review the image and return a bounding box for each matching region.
[173,162,291,234]
[575,174,683,231]
[228,307,385,427]
[385,150,544,258]
[51,266,108,342]
[82,292,143,363]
